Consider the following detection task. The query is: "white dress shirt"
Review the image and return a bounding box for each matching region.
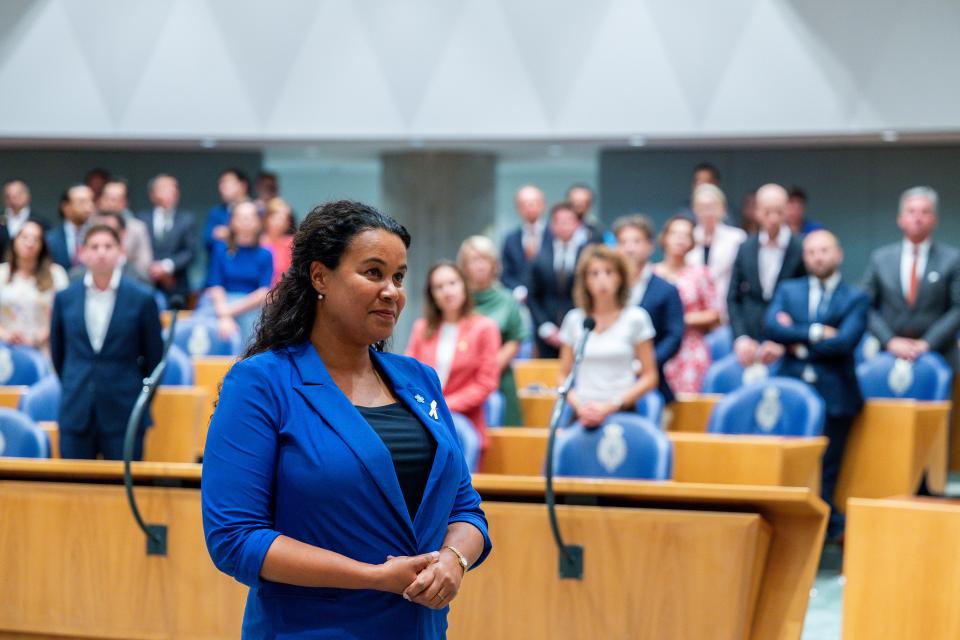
[521,219,544,258]
[435,322,459,387]
[4,206,30,237]
[758,226,791,300]
[552,239,578,273]
[900,238,931,301]
[807,272,841,342]
[83,267,122,353]
[628,264,654,307]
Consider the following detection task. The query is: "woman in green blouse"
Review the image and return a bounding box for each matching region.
[458,236,529,426]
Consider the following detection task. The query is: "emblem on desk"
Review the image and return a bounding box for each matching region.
[429,400,439,420]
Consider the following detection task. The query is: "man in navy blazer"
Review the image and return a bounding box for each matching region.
[50,223,164,460]
[614,215,685,403]
[527,203,590,358]
[501,185,549,300]
[728,183,806,367]
[46,184,96,270]
[764,230,868,539]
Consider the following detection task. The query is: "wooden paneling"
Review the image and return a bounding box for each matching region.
[513,359,561,391]
[843,497,960,639]
[191,356,236,453]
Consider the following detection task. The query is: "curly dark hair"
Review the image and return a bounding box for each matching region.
[243,200,411,358]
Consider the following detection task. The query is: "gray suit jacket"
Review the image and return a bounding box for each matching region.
[862,240,960,368]
[136,208,197,297]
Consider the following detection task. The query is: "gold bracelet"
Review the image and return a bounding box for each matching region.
[442,545,469,575]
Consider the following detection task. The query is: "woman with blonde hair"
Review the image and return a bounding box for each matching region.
[457,235,529,426]
[656,215,720,393]
[558,245,658,428]
[686,183,745,322]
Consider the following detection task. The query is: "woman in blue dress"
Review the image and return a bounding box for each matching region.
[201,200,491,639]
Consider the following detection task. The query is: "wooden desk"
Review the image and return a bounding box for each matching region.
[0,460,826,640]
[0,385,27,409]
[951,377,960,471]
[192,356,237,452]
[482,428,826,492]
[160,309,193,329]
[519,391,720,431]
[834,400,951,509]
[843,496,960,639]
[514,359,560,391]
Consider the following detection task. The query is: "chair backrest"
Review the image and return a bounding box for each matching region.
[483,391,505,428]
[855,333,883,366]
[702,353,780,394]
[856,351,954,401]
[0,344,47,386]
[0,408,49,458]
[635,390,665,428]
[161,344,195,385]
[705,326,733,362]
[554,413,672,480]
[18,374,61,422]
[173,319,242,357]
[707,377,825,437]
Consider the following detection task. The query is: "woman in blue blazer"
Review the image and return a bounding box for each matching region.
[202,200,492,639]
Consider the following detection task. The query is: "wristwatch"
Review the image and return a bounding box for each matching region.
[443,545,469,575]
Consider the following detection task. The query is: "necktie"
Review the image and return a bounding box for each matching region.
[815,281,830,321]
[523,232,537,260]
[907,245,919,307]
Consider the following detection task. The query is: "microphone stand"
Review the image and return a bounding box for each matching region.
[122,298,183,556]
[544,317,595,579]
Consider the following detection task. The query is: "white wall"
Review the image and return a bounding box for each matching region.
[1,0,959,141]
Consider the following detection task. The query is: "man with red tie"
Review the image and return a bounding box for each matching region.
[863,186,960,370]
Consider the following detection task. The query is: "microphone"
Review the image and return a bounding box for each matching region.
[121,298,186,556]
[544,315,595,579]
[167,294,186,311]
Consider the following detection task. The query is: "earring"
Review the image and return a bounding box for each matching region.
[317,293,325,300]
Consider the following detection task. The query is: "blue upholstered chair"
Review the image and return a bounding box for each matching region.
[553,413,672,480]
[450,412,481,473]
[483,391,505,428]
[702,353,781,394]
[636,390,665,427]
[707,377,825,437]
[172,318,243,357]
[856,351,953,401]
[705,325,733,362]
[0,408,49,458]
[161,344,195,386]
[0,344,47,386]
[18,374,61,422]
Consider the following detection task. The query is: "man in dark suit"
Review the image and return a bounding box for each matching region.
[862,186,960,370]
[501,185,548,301]
[138,174,197,303]
[2,179,36,259]
[614,214,685,403]
[46,184,96,270]
[50,223,164,460]
[728,183,806,367]
[567,183,605,245]
[527,202,589,358]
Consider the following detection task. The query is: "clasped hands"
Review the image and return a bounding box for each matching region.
[377,549,464,610]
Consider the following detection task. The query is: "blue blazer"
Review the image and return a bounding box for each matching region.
[201,342,492,639]
[45,225,72,270]
[49,277,164,435]
[763,277,869,417]
[638,274,685,404]
[500,225,550,292]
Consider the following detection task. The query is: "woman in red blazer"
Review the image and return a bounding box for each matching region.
[406,261,501,469]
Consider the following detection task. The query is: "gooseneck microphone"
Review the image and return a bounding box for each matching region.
[544,315,595,579]
[122,298,184,556]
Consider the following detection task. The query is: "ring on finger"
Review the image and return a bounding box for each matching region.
[435,592,445,601]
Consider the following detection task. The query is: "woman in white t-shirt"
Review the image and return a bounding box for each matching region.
[559,245,658,428]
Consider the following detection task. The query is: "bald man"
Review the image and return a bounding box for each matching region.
[501,185,548,300]
[764,230,869,540]
[727,183,806,366]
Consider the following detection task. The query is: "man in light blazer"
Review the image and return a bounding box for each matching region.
[138,174,197,304]
[728,183,806,366]
[764,231,868,539]
[50,223,164,460]
[501,185,548,301]
[862,186,960,370]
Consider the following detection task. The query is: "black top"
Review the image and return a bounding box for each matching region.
[356,402,437,520]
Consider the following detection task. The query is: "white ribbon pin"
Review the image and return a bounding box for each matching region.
[428,400,439,420]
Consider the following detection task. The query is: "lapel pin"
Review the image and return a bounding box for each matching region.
[428,400,439,420]
[414,394,424,404]
[928,272,940,283]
